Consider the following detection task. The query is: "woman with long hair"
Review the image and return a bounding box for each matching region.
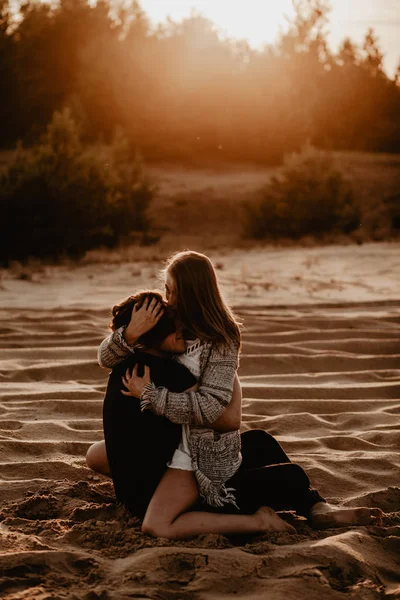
[116,251,297,538]
[90,288,328,528]
[93,250,382,539]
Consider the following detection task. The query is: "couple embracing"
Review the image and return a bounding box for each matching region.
[87,250,382,539]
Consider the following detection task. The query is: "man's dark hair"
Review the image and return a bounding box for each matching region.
[110,291,177,349]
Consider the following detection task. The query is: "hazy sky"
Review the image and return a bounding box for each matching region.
[141,0,400,77]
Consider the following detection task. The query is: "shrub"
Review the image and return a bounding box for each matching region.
[0,110,153,264]
[244,143,360,239]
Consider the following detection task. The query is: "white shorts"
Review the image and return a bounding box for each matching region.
[167,446,193,471]
[167,425,193,471]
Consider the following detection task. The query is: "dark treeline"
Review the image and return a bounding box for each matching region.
[1,0,400,162]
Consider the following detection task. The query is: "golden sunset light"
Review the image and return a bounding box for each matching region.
[152,0,294,45]
[143,0,400,75]
[1,0,400,595]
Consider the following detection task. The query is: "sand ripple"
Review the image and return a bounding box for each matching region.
[0,302,399,599]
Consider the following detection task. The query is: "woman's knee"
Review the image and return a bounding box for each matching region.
[86,441,109,475]
[141,515,170,538]
[141,519,157,537]
[85,443,97,470]
[141,505,178,539]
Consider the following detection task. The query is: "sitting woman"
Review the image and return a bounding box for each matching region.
[92,286,299,537]
[87,290,242,518]
[88,251,383,538]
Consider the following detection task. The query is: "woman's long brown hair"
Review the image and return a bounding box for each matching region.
[165,251,241,348]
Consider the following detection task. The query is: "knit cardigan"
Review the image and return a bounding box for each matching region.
[98,328,242,508]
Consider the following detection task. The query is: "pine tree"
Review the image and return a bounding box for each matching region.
[362,28,384,76]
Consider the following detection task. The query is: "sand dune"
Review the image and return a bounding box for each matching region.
[0,248,400,599]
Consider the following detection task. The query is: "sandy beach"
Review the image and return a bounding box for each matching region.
[0,242,399,599]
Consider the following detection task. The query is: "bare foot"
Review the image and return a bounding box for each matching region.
[310,503,383,529]
[255,506,296,534]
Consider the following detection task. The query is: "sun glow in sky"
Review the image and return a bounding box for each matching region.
[142,0,400,76]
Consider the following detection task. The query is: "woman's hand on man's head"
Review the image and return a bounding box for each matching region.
[123,297,164,345]
[121,364,151,398]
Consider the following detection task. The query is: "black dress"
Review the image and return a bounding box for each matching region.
[103,350,196,517]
